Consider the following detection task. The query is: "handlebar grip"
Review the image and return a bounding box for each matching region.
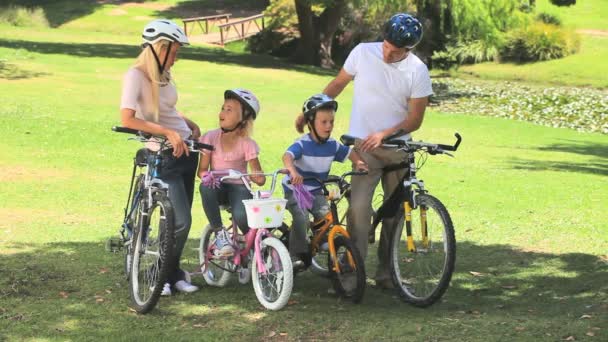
[340,134,357,146]
[112,126,140,135]
[192,142,214,151]
[436,133,462,151]
[382,129,406,142]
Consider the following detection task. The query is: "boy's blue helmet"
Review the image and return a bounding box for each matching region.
[383,13,423,49]
[302,94,338,120]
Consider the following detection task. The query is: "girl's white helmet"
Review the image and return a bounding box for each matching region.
[142,19,189,46]
[224,88,260,119]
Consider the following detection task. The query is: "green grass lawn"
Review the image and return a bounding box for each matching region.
[536,0,608,31]
[1,7,607,342]
[458,0,608,88]
[458,35,608,88]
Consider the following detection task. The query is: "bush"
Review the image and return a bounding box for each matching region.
[0,5,48,27]
[430,50,458,70]
[246,0,299,56]
[500,22,580,62]
[536,12,561,26]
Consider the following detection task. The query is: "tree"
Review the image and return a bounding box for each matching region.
[294,0,346,68]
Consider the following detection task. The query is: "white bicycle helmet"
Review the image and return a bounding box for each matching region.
[142,19,189,46]
[224,88,260,120]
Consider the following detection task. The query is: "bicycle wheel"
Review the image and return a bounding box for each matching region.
[124,175,144,279]
[328,235,366,303]
[251,236,293,310]
[390,194,455,307]
[129,191,175,314]
[310,243,330,278]
[199,224,232,287]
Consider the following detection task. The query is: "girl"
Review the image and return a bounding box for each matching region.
[198,89,265,256]
[282,94,367,266]
[120,19,200,295]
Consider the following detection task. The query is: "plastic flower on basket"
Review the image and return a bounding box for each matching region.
[264,217,272,224]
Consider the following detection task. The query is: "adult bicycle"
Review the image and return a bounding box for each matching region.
[108,126,213,314]
[341,131,461,307]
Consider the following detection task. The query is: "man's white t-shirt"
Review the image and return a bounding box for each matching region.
[120,67,192,140]
[343,42,433,140]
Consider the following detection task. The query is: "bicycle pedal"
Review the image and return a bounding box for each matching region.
[105,238,123,253]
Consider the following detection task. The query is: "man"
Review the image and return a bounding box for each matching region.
[323,13,433,288]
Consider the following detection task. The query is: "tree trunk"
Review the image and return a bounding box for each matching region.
[293,0,346,67]
[294,0,317,65]
[318,0,345,68]
[414,0,446,66]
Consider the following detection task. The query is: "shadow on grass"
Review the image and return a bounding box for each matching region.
[2,0,104,28]
[510,139,608,176]
[0,240,606,340]
[0,39,335,77]
[0,61,49,80]
[155,0,268,18]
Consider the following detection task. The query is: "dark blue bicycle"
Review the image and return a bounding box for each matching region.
[109,126,213,314]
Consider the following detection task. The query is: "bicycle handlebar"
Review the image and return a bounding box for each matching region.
[288,170,368,197]
[340,131,462,155]
[207,169,289,199]
[112,126,214,151]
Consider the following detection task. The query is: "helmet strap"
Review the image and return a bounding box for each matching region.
[307,117,328,144]
[147,41,172,74]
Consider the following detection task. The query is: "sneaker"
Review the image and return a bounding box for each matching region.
[160,282,172,296]
[214,229,234,257]
[238,267,251,284]
[373,278,395,290]
[291,256,304,270]
[175,280,199,293]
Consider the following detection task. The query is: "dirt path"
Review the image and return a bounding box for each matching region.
[576,29,608,37]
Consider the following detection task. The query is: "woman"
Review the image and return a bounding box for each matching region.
[120,19,200,295]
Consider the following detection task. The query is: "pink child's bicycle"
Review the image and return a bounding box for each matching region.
[196,169,294,310]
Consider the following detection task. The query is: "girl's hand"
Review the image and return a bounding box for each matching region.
[289,169,303,185]
[165,129,189,158]
[250,173,266,186]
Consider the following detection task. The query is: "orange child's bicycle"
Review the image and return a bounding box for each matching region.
[285,171,368,303]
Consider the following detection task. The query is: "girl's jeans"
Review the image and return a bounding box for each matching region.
[158,150,198,285]
[200,182,252,234]
[285,191,329,256]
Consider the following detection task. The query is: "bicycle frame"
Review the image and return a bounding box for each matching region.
[201,169,287,276]
[366,133,462,253]
[300,172,366,274]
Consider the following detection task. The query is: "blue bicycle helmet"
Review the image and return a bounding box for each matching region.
[302,94,338,120]
[383,13,423,49]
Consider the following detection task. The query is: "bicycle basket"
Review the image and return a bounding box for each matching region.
[242,198,287,229]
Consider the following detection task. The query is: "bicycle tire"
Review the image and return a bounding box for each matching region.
[124,174,144,279]
[251,237,293,310]
[199,224,232,287]
[129,191,175,314]
[390,194,455,307]
[328,235,366,303]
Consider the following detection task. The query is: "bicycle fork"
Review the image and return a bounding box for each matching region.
[327,225,356,274]
[404,199,429,252]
